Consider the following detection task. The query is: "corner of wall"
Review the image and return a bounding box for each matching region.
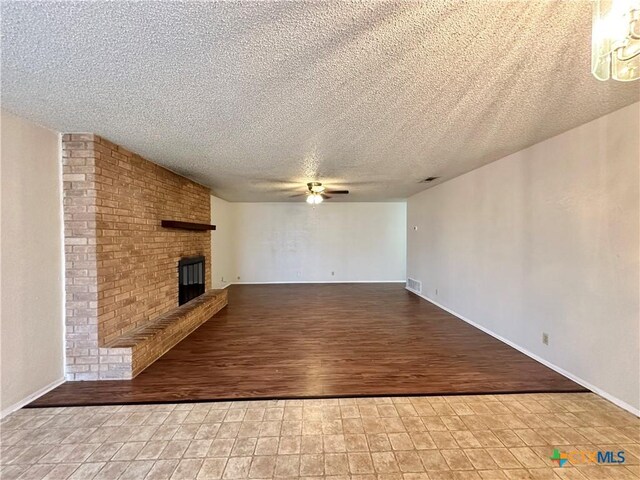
[405,103,640,416]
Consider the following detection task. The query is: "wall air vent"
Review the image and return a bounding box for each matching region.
[406,278,422,293]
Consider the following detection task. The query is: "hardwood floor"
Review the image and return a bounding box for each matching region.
[30,284,585,407]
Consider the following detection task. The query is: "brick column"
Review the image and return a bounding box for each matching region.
[62,134,100,380]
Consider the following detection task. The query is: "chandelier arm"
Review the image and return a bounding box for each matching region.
[615,44,640,61]
[630,9,640,39]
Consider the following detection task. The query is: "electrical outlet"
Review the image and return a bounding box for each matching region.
[237,276,241,280]
[435,288,438,296]
[542,333,549,345]
[331,271,335,276]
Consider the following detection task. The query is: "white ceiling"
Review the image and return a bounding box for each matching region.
[2,1,638,202]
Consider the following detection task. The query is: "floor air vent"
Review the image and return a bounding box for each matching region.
[406,278,422,293]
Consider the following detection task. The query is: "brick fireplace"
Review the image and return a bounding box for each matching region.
[62,134,226,380]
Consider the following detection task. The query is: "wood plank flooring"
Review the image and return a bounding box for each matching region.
[30,284,585,407]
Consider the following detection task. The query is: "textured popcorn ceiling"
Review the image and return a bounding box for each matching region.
[1,1,638,202]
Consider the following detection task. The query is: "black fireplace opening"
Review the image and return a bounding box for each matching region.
[178,256,205,306]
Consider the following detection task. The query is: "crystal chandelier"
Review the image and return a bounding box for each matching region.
[592,0,640,81]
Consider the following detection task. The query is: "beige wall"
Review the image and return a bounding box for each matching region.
[212,202,407,284]
[407,102,640,414]
[233,202,407,283]
[211,195,235,289]
[1,111,64,415]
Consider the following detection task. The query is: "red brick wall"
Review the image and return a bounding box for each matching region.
[62,134,211,379]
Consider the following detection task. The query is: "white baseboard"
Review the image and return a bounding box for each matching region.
[1,377,65,419]
[406,287,640,417]
[232,280,406,285]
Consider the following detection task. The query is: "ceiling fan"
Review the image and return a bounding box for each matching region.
[291,182,350,204]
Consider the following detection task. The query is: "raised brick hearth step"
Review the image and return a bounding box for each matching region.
[98,289,228,379]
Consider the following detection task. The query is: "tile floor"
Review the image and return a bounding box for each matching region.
[0,393,638,479]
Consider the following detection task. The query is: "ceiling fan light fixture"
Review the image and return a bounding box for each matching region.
[306,193,323,205]
[307,182,325,193]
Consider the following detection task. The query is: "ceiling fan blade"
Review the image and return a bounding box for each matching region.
[324,190,349,194]
[321,194,332,199]
[289,193,307,198]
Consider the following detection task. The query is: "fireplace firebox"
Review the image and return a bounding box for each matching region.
[178,256,205,305]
